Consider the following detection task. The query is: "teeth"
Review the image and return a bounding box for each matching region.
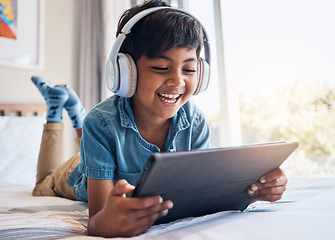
[164,99,177,103]
[158,93,180,104]
[160,93,180,99]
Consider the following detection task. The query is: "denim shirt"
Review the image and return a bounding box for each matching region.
[67,95,210,202]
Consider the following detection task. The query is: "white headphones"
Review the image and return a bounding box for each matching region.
[106,6,211,98]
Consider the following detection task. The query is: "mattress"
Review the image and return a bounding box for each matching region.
[1,178,334,240]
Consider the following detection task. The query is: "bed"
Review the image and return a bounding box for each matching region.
[1,103,334,240]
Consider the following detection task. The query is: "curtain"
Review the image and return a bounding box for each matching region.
[78,0,130,111]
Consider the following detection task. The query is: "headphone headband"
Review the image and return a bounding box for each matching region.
[106,6,211,97]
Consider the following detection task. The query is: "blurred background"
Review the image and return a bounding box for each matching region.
[1,0,334,178]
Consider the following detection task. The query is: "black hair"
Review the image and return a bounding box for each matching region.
[116,0,204,62]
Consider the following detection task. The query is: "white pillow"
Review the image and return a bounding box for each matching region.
[0,116,45,188]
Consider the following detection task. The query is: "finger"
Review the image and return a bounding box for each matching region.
[249,174,287,192]
[116,195,165,212]
[133,207,171,235]
[259,168,285,184]
[249,184,286,201]
[262,175,288,188]
[257,185,286,195]
[123,205,171,237]
[129,200,173,220]
[125,196,165,210]
[248,169,287,195]
[111,179,135,197]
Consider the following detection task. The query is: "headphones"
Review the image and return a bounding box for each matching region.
[106,6,211,98]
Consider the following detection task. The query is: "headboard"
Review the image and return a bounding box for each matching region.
[0,103,47,116]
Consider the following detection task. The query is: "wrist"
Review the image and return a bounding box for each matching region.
[87,210,107,237]
[88,207,120,238]
[87,214,99,236]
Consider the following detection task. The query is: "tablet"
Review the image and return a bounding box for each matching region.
[131,141,299,224]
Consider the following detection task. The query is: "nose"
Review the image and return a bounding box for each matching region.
[166,71,186,88]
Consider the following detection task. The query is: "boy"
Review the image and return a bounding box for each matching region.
[32,0,288,238]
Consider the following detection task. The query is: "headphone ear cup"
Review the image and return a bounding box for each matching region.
[116,53,137,97]
[194,58,210,95]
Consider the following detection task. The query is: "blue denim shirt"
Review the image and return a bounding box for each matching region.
[67,95,210,202]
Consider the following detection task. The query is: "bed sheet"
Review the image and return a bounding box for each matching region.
[0,184,88,239]
[1,178,334,240]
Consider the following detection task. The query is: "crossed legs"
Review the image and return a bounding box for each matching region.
[31,76,85,200]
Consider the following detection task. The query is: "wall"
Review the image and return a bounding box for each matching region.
[0,0,82,159]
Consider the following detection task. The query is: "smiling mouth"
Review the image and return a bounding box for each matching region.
[158,93,181,104]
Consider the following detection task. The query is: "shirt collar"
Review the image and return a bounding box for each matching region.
[170,106,190,136]
[119,97,137,130]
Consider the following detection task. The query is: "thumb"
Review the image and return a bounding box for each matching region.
[111,179,135,197]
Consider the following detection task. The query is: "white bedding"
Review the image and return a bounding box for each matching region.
[0,116,45,187]
[1,116,334,239]
[1,178,334,240]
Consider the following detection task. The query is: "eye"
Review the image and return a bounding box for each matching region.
[183,68,196,74]
[151,67,169,72]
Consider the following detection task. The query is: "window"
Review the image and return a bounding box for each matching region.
[186,0,335,177]
[182,0,225,147]
[130,0,335,177]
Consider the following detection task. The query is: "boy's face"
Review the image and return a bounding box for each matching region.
[132,47,198,121]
